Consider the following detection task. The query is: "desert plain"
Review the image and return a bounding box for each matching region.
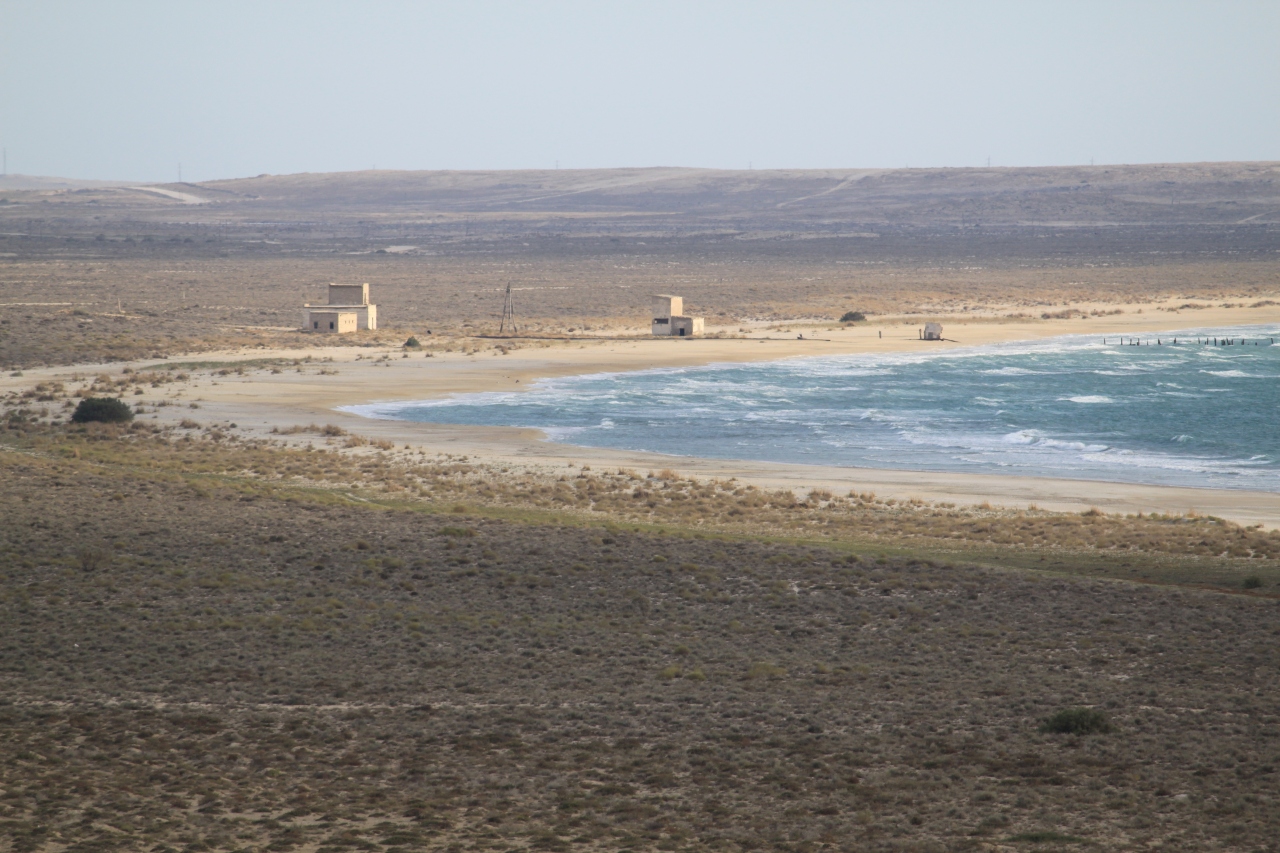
[2,164,1280,851]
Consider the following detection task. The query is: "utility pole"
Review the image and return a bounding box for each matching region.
[178,163,182,183]
[2,148,6,176]
[499,282,518,334]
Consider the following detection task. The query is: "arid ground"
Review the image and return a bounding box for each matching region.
[3,162,1279,366]
[1,164,1279,851]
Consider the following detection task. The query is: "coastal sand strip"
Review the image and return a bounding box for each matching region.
[10,306,1280,528]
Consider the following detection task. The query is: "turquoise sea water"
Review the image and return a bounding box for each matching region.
[344,325,1280,492]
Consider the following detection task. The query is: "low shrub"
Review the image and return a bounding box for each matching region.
[746,661,787,680]
[1242,576,1263,589]
[839,311,866,323]
[404,336,421,348]
[1040,707,1111,735]
[71,397,133,424]
[76,547,111,572]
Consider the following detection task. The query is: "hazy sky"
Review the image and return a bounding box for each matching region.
[2,0,1277,182]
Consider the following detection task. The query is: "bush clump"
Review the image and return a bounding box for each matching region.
[839,311,866,323]
[1242,576,1263,589]
[1041,707,1111,735]
[71,397,134,424]
[746,661,787,680]
[404,336,421,348]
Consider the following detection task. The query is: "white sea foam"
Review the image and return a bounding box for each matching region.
[1079,448,1270,477]
[541,426,589,440]
[341,324,1280,492]
[982,366,1044,375]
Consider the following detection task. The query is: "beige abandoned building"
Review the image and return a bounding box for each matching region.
[307,310,357,334]
[650,294,704,337]
[923,322,943,341]
[304,283,378,333]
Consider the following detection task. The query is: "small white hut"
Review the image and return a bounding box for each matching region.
[923,322,943,341]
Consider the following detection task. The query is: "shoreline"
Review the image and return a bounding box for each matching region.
[8,304,1280,528]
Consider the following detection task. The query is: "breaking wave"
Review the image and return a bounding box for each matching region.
[343,324,1280,492]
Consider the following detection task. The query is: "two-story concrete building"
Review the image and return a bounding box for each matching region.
[651,294,704,337]
[304,283,378,333]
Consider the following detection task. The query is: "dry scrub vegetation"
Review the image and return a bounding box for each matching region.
[3,255,1277,370]
[10,366,1280,582]
[4,165,1280,850]
[3,164,1280,368]
[3,426,1280,851]
[5,397,1280,583]
[8,368,1280,575]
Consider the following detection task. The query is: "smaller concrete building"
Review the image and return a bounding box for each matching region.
[670,316,705,337]
[923,322,943,341]
[308,311,358,334]
[304,282,378,333]
[651,293,705,337]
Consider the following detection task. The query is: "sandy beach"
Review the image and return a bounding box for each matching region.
[14,302,1280,528]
